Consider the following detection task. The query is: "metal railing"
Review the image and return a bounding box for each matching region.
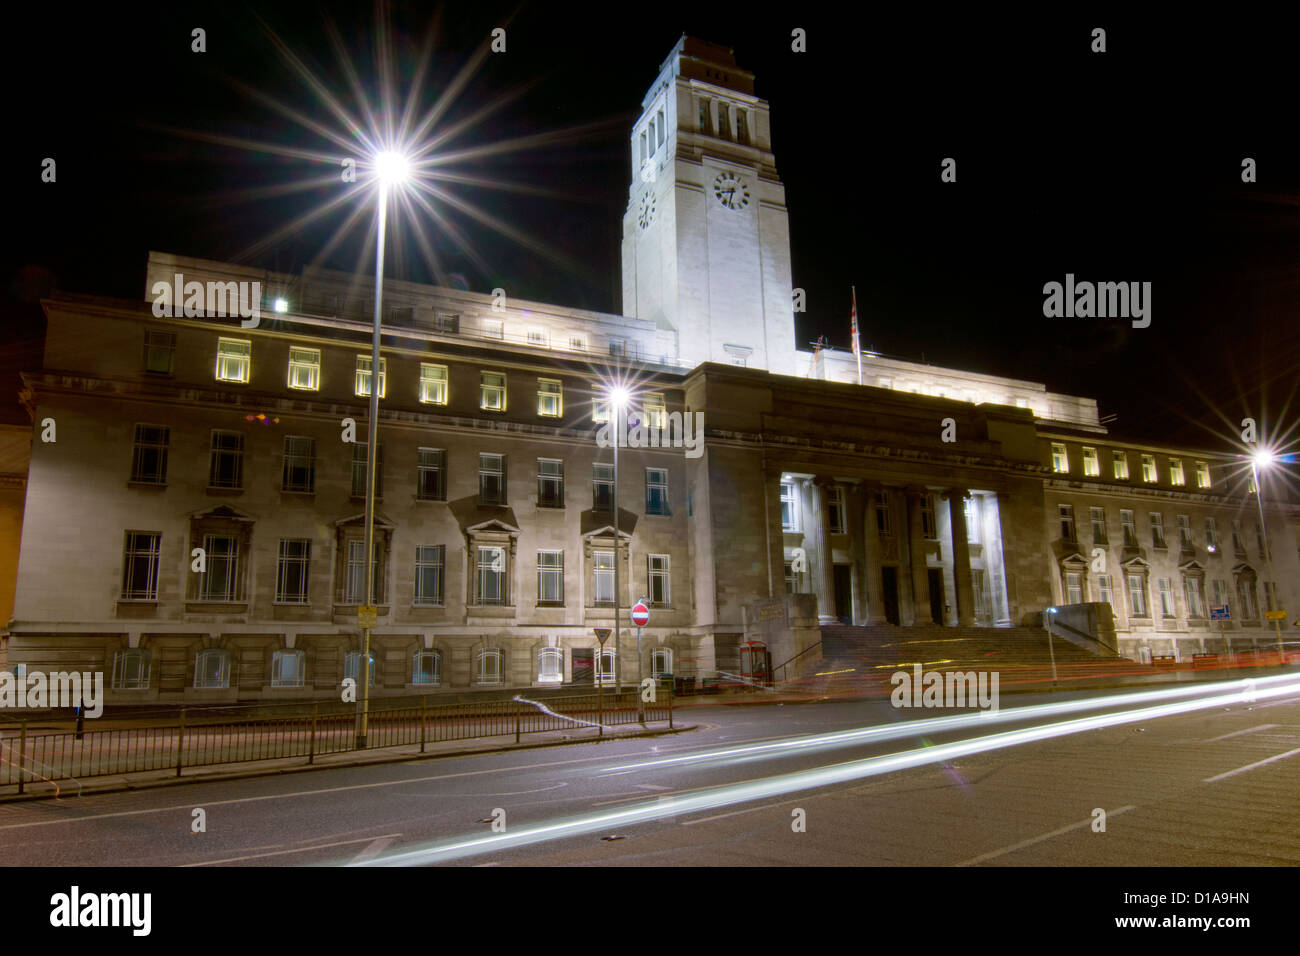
[0,688,672,795]
[772,642,822,684]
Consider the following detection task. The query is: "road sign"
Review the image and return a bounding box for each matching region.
[357,605,378,629]
[594,627,611,645]
[1210,604,1230,621]
[631,602,650,627]
[1265,609,1287,621]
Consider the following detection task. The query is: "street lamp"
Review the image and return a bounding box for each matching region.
[1043,606,1059,686]
[1249,449,1284,660]
[609,385,630,696]
[357,149,410,750]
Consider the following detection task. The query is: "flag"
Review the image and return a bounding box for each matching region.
[850,287,860,357]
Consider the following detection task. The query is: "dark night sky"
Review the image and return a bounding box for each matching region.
[4,2,1299,447]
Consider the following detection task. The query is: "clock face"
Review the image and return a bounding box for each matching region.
[713,171,750,210]
[638,192,656,229]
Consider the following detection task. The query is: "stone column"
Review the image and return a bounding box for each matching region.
[862,480,886,624]
[847,482,867,625]
[946,487,975,625]
[763,469,786,599]
[808,477,836,624]
[906,486,933,624]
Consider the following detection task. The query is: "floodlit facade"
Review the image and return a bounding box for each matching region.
[4,37,1298,701]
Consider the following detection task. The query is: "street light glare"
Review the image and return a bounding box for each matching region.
[374,150,411,186]
[609,386,630,408]
[1253,449,1275,468]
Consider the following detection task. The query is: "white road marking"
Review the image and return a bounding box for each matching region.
[635,784,671,791]
[183,832,402,867]
[1202,724,1279,742]
[681,798,801,826]
[1203,747,1300,783]
[351,836,396,863]
[954,807,1137,866]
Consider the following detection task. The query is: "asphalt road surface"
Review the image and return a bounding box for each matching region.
[2,675,1299,867]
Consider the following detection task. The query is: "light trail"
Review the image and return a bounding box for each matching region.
[351,673,1300,867]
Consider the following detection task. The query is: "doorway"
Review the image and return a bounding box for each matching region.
[927,569,945,625]
[833,564,853,624]
[881,566,901,625]
[572,649,594,684]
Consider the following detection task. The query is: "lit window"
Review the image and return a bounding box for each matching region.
[414,545,444,605]
[1141,454,1158,483]
[121,531,162,601]
[780,481,799,532]
[538,551,564,605]
[355,355,387,398]
[481,372,507,411]
[215,338,251,383]
[538,378,563,417]
[646,468,670,515]
[538,647,564,683]
[592,390,610,423]
[538,459,564,508]
[413,650,442,685]
[1082,447,1100,477]
[1051,443,1069,473]
[275,538,311,604]
[194,649,230,689]
[644,393,667,429]
[1195,461,1211,488]
[208,430,244,489]
[649,554,670,605]
[287,347,320,390]
[479,453,506,505]
[1168,458,1185,486]
[271,649,305,688]
[1112,450,1129,480]
[144,330,176,374]
[111,649,151,690]
[593,551,614,605]
[417,448,446,501]
[282,436,316,493]
[482,318,504,339]
[419,363,448,404]
[131,424,169,484]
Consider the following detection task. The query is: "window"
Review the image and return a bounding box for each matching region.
[875,491,892,535]
[215,338,251,383]
[355,355,387,398]
[568,335,586,351]
[1128,574,1148,617]
[538,459,564,508]
[199,534,240,601]
[647,117,656,151]
[1051,443,1069,473]
[482,318,504,340]
[1066,572,1083,604]
[131,424,169,484]
[287,347,320,390]
[477,547,506,605]
[780,481,799,532]
[593,463,614,511]
[736,108,749,144]
[827,486,846,534]
[111,649,151,690]
[414,545,445,606]
[1089,507,1107,544]
[1082,446,1100,477]
[1120,509,1136,546]
[657,108,665,148]
[413,546,449,606]
[475,648,503,684]
[413,650,442,685]
[644,393,667,429]
[538,378,562,417]
[784,561,797,594]
[275,539,311,604]
[1232,520,1245,554]
[527,329,549,348]
[350,443,384,499]
[538,647,563,683]
[479,453,506,505]
[639,131,647,165]
[698,98,711,133]
[1168,458,1185,486]
[1212,579,1227,608]
[593,551,614,605]
[1205,518,1219,552]
[1238,577,1258,619]
[1059,504,1076,542]
[344,651,376,687]
[646,468,670,515]
[271,649,305,688]
[1097,574,1114,608]
[194,649,230,689]
[652,647,673,677]
[417,448,447,501]
[480,372,506,411]
[1177,514,1193,549]
[1195,460,1211,489]
[609,338,626,358]
[592,390,611,423]
[1158,578,1175,617]
[1185,577,1205,619]
[282,436,316,493]
[415,363,448,405]
[1112,450,1129,480]
[921,494,937,539]
[649,554,671,606]
[717,102,730,138]
[208,430,244,489]
[343,539,381,605]
[538,550,564,605]
[1149,513,1166,549]
[1141,454,1158,483]
[964,497,981,543]
[121,531,161,601]
[143,330,176,374]
[597,648,616,685]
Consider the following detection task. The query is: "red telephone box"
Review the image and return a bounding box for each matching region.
[739,640,771,684]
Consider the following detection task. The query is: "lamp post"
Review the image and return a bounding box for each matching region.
[357,150,410,750]
[609,386,629,696]
[1250,450,1284,660]
[1044,606,1059,686]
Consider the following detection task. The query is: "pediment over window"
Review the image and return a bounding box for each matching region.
[1058,550,1087,569]
[334,512,396,530]
[467,517,522,536]
[1178,559,1205,573]
[188,503,257,522]
[1120,554,1151,570]
[1231,563,1256,577]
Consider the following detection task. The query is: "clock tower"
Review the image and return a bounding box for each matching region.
[621,37,796,375]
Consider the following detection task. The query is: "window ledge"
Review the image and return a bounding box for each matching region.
[415,497,448,503]
[282,489,317,496]
[271,601,313,607]
[127,481,168,490]
[185,601,248,613]
[206,486,244,496]
[411,603,446,609]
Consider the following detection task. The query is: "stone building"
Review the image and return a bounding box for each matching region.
[4,36,1297,701]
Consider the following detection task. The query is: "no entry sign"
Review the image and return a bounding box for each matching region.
[631,602,650,627]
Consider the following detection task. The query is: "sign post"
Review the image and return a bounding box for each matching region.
[594,628,611,736]
[631,601,650,725]
[1210,604,1231,662]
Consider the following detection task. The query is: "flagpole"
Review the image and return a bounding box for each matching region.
[852,285,862,385]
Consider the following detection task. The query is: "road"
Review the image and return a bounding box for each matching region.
[2,674,1299,867]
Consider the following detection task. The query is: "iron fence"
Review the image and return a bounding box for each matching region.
[0,688,672,794]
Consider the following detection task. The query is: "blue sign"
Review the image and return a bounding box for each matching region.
[1210,604,1230,621]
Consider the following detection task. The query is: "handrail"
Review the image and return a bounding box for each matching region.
[773,641,821,684]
